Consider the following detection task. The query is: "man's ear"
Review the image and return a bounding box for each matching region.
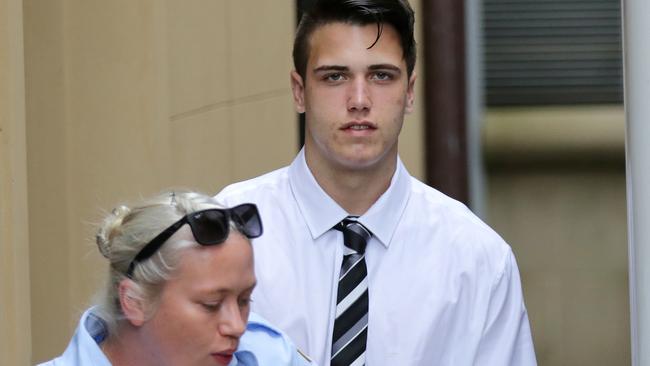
[290,70,306,114]
[118,279,146,327]
[405,71,417,114]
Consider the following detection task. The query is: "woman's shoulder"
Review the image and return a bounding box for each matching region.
[234,312,315,366]
[36,308,112,366]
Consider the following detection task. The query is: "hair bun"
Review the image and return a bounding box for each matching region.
[96,205,131,259]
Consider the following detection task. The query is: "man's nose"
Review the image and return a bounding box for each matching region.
[347,78,371,112]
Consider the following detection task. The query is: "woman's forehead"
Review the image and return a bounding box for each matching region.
[165,231,255,292]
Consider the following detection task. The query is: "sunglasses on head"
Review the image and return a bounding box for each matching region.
[126,203,262,277]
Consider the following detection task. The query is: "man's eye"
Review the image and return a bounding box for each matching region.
[326,73,344,82]
[372,72,392,81]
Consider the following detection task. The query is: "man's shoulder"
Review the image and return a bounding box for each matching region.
[216,165,290,204]
[406,176,478,224]
[406,176,511,259]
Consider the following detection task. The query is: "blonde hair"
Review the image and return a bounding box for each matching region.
[93,190,230,336]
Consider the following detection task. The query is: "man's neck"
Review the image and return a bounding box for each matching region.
[304,148,397,216]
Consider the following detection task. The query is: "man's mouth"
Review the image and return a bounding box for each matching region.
[349,125,371,130]
[341,121,377,131]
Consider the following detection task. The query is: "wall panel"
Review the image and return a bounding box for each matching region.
[228,0,295,100]
[230,94,297,182]
[24,1,301,360]
[0,0,32,364]
[167,0,230,117]
[170,107,232,193]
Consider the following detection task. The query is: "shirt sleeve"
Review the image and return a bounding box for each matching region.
[474,249,538,365]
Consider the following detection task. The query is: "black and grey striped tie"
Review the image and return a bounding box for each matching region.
[331,217,371,366]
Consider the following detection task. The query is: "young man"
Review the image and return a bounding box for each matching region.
[217,0,537,365]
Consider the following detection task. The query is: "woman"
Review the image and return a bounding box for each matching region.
[40,191,314,365]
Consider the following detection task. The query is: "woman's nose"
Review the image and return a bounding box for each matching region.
[218,303,247,338]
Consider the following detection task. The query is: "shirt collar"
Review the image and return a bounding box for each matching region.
[288,148,411,248]
[57,308,112,366]
[84,311,108,344]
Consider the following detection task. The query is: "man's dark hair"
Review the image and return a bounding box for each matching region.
[293,0,416,80]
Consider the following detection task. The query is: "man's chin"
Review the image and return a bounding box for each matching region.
[334,153,390,172]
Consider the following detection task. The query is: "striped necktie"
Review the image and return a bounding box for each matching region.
[331,217,371,366]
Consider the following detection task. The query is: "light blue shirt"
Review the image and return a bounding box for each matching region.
[216,149,537,365]
[37,309,111,366]
[38,309,314,365]
[234,313,315,365]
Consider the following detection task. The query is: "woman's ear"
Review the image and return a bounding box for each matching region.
[118,279,146,327]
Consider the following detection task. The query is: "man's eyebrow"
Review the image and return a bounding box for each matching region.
[313,65,349,73]
[368,64,402,72]
[312,64,402,73]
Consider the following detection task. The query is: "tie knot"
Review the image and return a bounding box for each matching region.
[336,218,371,254]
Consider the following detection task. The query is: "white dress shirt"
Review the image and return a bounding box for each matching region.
[217,149,537,365]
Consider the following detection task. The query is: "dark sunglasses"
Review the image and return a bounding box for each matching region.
[126,203,262,277]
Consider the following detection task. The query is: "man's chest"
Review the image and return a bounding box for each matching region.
[250,233,491,365]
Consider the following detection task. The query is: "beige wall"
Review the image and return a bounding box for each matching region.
[16,0,425,362]
[398,0,424,180]
[21,0,296,362]
[0,0,32,364]
[484,106,629,365]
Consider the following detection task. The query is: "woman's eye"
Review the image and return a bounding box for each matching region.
[202,302,221,312]
[238,297,252,308]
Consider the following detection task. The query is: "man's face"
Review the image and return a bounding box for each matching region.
[292,22,415,172]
